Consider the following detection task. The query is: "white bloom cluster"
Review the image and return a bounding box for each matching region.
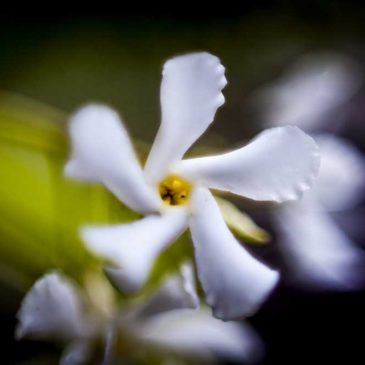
[16,266,263,364]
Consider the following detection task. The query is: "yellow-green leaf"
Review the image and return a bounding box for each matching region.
[216,197,271,244]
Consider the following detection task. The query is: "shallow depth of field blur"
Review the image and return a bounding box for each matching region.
[1,7,365,364]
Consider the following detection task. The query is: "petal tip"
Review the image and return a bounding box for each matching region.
[14,324,24,340]
[211,268,280,321]
[64,160,78,179]
[103,266,142,294]
[80,226,98,251]
[80,225,117,264]
[71,103,117,121]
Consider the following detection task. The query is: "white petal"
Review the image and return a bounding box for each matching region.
[136,308,263,362]
[189,188,279,320]
[275,201,365,290]
[16,272,87,340]
[82,209,188,293]
[176,126,320,203]
[60,340,93,365]
[309,134,365,211]
[179,261,200,309]
[259,53,362,131]
[144,52,227,183]
[65,104,161,214]
[136,262,200,318]
[102,326,116,365]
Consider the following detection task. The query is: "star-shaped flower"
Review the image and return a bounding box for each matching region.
[274,135,365,290]
[65,52,320,320]
[16,266,263,364]
[256,53,365,289]
[273,133,365,290]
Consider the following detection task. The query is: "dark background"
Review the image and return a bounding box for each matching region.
[1,5,365,364]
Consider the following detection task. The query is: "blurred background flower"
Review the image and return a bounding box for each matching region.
[17,264,263,365]
[252,51,365,290]
[1,6,365,364]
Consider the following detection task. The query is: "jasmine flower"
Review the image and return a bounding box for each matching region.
[65,52,319,319]
[257,52,365,289]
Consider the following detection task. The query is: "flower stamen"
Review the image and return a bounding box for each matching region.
[158,175,192,206]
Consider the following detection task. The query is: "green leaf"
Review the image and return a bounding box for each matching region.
[216,196,272,244]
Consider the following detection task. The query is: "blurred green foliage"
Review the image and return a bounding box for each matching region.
[0,92,134,289]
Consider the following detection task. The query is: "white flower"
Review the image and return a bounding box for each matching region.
[256,53,365,289]
[65,52,320,320]
[16,266,264,364]
[274,134,365,290]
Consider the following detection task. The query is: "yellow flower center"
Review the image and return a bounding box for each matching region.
[158,175,192,206]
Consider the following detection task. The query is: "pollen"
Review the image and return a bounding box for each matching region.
[158,175,192,206]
